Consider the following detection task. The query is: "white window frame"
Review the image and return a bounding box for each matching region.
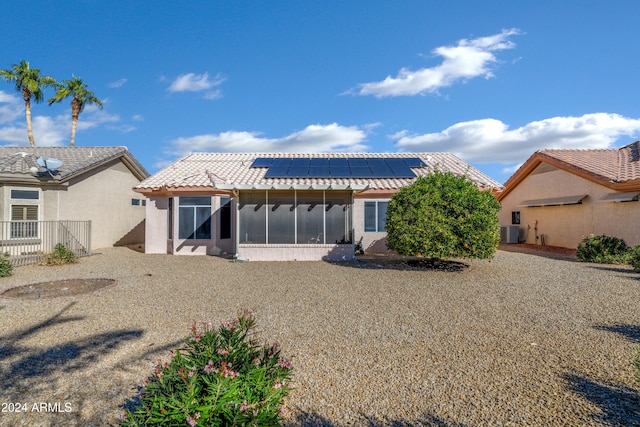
[363,200,389,233]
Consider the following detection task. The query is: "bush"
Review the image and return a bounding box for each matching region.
[0,252,12,277]
[386,171,501,260]
[121,310,294,426]
[576,235,629,264]
[628,245,640,271]
[40,243,77,266]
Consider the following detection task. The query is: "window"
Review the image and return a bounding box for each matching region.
[11,205,38,238]
[268,192,295,243]
[512,211,520,225]
[239,191,266,243]
[131,199,141,206]
[219,197,232,240]
[178,196,211,240]
[238,190,351,244]
[11,190,39,200]
[364,201,388,232]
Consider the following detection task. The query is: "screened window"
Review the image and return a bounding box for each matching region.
[239,191,266,243]
[238,190,351,244]
[296,191,324,244]
[268,192,295,244]
[326,192,351,243]
[364,201,388,232]
[11,190,39,200]
[219,197,232,240]
[11,205,38,239]
[178,196,211,240]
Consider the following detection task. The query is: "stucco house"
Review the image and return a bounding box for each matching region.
[135,152,501,261]
[497,141,640,248]
[0,146,149,261]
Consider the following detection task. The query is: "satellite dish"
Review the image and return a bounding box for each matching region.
[36,157,63,170]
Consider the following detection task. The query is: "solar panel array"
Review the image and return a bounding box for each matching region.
[250,157,426,178]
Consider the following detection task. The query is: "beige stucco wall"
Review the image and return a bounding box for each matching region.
[0,159,145,250]
[145,195,235,256]
[353,196,393,253]
[499,164,640,248]
[43,159,146,249]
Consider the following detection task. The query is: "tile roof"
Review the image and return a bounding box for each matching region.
[498,141,640,200]
[136,152,502,191]
[0,146,149,181]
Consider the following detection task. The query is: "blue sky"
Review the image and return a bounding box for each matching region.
[1,1,639,184]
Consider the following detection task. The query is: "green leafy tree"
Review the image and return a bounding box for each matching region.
[386,170,501,260]
[0,60,56,147]
[48,76,103,147]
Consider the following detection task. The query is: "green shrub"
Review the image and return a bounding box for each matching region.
[386,171,501,260]
[40,243,77,266]
[121,310,294,426]
[576,235,629,264]
[628,245,640,271]
[0,252,12,277]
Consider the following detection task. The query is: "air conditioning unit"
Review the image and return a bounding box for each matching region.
[500,226,520,244]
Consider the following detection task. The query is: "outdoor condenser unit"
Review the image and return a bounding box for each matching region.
[500,226,520,244]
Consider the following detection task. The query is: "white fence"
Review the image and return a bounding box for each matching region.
[0,220,91,266]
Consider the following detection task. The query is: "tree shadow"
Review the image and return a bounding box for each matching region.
[563,373,640,426]
[285,410,468,427]
[594,323,640,344]
[327,255,469,273]
[0,301,145,425]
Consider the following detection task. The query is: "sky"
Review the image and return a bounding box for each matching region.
[1,1,639,184]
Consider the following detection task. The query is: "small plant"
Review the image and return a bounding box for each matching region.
[40,243,77,266]
[0,252,12,277]
[576,235,629,264]
[121,310,294,426]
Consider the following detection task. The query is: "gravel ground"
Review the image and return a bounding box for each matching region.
[0,247,639,426]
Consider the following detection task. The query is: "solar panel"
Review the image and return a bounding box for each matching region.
[290,158,310,168]
[330,166,351,177]
[287,167,309,177]
[350,166,373,177]
[386,158,416,178]
[257,156,420,178]
[309,167,331,177]
[347,158,368,167]
[271,158,292,167]
[251,157,274,167]
[264,166,289,178]
[403,157,426,167]
[310,158,329,167]
[367,158,395,177]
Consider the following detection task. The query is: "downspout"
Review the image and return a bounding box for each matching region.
[233,189,240,259]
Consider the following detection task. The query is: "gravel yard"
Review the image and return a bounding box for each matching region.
[0,247,639,426]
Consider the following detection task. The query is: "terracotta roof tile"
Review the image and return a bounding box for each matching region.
[137,152,501,190]
[538,141,640,183]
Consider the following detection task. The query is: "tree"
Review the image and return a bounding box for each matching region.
[385,170,501,260]
[48,76,103,147]
[0,60,56,147]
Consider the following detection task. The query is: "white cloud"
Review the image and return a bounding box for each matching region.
[168,123,370,157]
[132,114,144,121]
[107,78,128,88]
[392,113,640,163]
[351,29,520,97]
[0,90,23,124]
[167,72,226,98]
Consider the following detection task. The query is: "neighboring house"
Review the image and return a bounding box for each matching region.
[135,152,501,261]
[497,141,640,248]
[0,146,149,259]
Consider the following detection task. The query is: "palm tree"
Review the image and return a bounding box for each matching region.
[48,76,103,147]
[0,60,56,147]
